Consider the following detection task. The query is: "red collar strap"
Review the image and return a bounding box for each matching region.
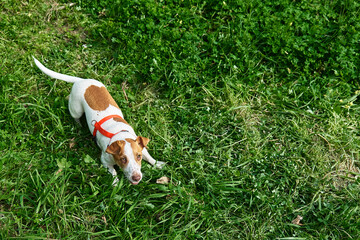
[92,115,127,139]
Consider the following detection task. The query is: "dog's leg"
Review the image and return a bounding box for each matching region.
[142,148,166,169]
[68,87,85,124]
[74,117,82,126]
[108,166,120,186]
[101,153,119,186]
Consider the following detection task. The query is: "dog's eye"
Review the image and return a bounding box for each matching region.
[121,157,127,164]
[137,154,141,161]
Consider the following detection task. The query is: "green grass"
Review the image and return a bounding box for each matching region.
[1,0,360,239]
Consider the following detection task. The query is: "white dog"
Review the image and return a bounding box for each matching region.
[33,57,165,185]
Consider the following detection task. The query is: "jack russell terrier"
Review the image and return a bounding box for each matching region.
[33,57,165,186]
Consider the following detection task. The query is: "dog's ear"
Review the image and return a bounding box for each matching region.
[136,136,150,149]
[106,140,125,155]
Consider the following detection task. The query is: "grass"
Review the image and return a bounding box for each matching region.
[1,0,360,239]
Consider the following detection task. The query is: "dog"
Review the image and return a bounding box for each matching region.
[33,57,165,185]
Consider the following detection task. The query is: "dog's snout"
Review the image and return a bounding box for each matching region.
[132,174,141,182]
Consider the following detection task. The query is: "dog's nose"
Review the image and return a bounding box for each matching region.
[132,174,141,182]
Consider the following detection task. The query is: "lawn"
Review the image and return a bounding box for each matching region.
[1,0,359,239]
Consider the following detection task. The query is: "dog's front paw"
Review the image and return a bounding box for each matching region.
[155,161,166,169]
[112,177,120,187]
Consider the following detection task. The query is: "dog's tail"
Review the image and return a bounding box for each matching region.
[32,56,84,83]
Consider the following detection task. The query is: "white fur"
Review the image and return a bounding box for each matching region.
[33,57,165,185]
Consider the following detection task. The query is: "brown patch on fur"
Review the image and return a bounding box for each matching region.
[136,136,150,149]
[113,117,129,125]
[84,85,119,111]
[106,140,128,168]
[126,138,147,165]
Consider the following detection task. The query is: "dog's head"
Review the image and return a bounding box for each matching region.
[105,136,149,185]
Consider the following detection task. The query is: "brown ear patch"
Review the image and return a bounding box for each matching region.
[113,117,129,125]
[136,136,150,149]
[84,85,119,111]
[106,140,128,168]
[106,140,125,155]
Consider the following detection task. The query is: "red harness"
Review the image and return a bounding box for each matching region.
[92,115,127,139]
